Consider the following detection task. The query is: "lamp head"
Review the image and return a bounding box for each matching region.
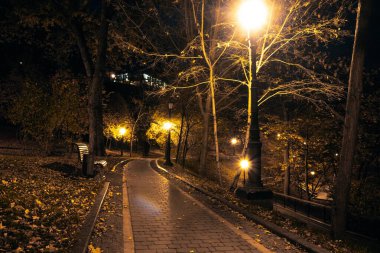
[163,121,173,131]
[238,0,268,32]
[240,159,250,170]
[231,138,238,145]
[119,127,127,136]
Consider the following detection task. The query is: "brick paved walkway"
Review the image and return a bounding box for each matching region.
[125,159,301,253]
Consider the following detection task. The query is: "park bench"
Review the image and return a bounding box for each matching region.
[73,142,107,175]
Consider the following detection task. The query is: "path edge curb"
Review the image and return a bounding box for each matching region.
[121,159,135,253]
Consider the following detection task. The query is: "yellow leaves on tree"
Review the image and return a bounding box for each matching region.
[104,123,131,142]
[146,111,181,148]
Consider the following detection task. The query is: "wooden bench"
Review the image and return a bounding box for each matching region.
[73,143,107,175]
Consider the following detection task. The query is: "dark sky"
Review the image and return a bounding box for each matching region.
[366,1,380,69]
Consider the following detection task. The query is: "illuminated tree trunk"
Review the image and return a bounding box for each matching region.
[209,68,222,184]
[182,115,191,168]
[198,0,222,182]
[333,0,372,239]
[130,128,134,157]
[199,94,211,175]
[176,105,185,163]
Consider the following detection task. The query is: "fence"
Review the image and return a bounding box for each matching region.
[273,192,332,225]
[273,192,380,240]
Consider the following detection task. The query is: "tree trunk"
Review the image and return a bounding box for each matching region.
[305,128,310,200]
[283,103,290,195]
[71,0,108,157]
[209,69,222,184]
[182,117,191,168]
[199,94,211,175]
[333,0,372,239]
[71,21,93,78]
[176,105,185,163]
[198,0,222,181]
[130,128,134,157]
[88,0,108,157]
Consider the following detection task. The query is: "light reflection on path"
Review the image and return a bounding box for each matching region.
[125,159,263,252]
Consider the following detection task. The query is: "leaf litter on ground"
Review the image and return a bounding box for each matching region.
[0,154,104,252]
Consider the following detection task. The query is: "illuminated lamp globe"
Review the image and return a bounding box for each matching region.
[119,127,127,136]
[238,0,269,32]
[240,159,250,170]
[163,122,173,131]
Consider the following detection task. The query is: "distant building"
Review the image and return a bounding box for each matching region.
[109,72,166,88]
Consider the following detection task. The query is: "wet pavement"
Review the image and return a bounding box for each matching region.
[125,159,303,253]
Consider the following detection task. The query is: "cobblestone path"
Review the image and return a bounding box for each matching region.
[125,159,302,253]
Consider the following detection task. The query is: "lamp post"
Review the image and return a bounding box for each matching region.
[164,102,174,166]
[235,0,272,199]
[240,159,250,185]
[230,138,238,156]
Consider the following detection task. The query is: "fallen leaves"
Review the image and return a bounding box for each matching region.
[0,222,6,230]
[35,199,44,208]
[88,243,102,253]
[0,155,104,252]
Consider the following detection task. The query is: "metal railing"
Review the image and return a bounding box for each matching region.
[273,192,332,224]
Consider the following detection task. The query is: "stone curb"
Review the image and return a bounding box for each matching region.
[120,160,135,253]
[151,159,330,253]
[71,181,110,253]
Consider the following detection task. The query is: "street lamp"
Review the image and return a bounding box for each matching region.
[240,159,250,185]
[119,127,127,156]
[235,0,272,199]
[230,138,238,155]
[238,0,268,32]
[164,102,174,166]
[163,121,173,131]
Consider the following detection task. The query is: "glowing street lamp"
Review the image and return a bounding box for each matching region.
[240,159,250,185]
[119,127,126,136]
[163,121,173,131]
[230,138,238,155]
[119,127,127,156]
[238,0,269,32]
[234,0,273,200]
[164,103,174,166]
[237,0,268,189]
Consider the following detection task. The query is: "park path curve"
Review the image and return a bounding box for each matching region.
[125,159,285,253]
